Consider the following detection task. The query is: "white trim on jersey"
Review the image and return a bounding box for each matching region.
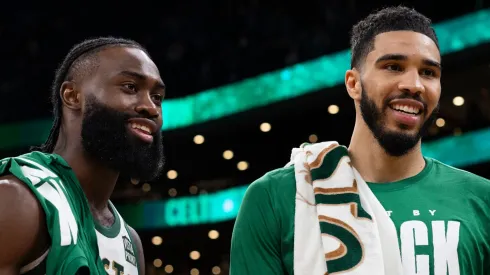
[20,248,50,274]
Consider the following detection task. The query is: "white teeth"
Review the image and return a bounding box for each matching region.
[131,123,151,134]
[391,104,420,115]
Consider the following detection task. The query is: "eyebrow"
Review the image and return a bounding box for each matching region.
[118,70,166,90]
[375,54,442,70]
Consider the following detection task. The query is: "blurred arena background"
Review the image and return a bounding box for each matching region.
[1,1,490,274]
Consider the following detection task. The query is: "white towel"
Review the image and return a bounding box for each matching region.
[285,141,403,275]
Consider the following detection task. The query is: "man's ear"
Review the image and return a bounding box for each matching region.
[59,81,82,110]
[345,69,362,101]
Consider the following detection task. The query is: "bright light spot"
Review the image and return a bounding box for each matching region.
[153,259,162,268]
[190,251,201,260]
[165,265,174,273]
[453,96,465,106]
[168,188,177,197]
[167,170,178,179]
[194,135,205,144]
[212,266,221,274]
[152,236,163,246]
[208,230,220,240]
[309,134,318,143]
[237,161,249,171]
[436,118,445,127]
[142,183,151,192]
[223,150,234,160]
[328,105,339,114]
[223,199,234,213]
[190,268,200,275]
[260,122,271,132]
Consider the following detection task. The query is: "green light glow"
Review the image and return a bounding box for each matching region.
[1,9,490,150]
[160,8,490,130]
[117,127,490,229]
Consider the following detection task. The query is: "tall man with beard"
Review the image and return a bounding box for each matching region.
[0,37,165,274]
[231,6,490,275]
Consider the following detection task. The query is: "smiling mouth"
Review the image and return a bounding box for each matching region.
[127,122,154,143]
[389,103,422,115]
[130,122,152,134]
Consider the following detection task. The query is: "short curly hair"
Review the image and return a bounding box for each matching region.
[350,5,439,69]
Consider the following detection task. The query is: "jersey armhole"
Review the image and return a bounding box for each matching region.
[64,256,89,275]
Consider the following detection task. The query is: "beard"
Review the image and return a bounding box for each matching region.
[359,82,439,157]
[81,95,165,182]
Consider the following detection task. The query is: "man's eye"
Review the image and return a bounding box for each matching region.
[385,64,402,71]
[123,83,137,91]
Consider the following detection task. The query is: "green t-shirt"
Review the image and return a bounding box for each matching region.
[230,157,490,275]
[0,151,140,275]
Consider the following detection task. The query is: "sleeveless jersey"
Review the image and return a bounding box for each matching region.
[0,151,140,275]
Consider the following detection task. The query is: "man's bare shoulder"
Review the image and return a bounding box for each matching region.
[0,175,47,271]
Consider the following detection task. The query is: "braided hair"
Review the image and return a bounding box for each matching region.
[32,37,149,153]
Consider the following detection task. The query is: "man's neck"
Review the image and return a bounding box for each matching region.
[54,143,119,212]
[348,119,426,183]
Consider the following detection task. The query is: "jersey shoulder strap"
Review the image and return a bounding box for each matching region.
[0,152,106,274]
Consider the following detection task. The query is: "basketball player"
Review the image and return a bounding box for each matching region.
[0,37,166,274]
[231,6,490,275]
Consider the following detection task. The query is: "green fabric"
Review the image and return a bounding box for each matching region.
[230,155,490,275]
[0,152,106,274]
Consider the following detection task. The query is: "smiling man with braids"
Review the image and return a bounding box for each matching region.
[0,37,166,274]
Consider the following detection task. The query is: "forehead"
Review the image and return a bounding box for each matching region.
[96,46,161,80]
[366,31,440,64]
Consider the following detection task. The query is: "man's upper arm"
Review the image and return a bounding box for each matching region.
[128,226,145,275]
[230,175,284,275]
[0,175,44,274]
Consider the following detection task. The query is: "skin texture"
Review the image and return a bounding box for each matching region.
[345,31,442,183]
[0,46,165,274]
[0,176,50,275]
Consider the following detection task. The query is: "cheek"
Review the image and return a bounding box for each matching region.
[426,85,441,109]
[100,88,134,108]
[370,83,393,107]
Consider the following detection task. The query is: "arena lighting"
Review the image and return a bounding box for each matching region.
[237,161,249,171]
[193,135,205,144]
[168,188,177,197]
[153,259,162,268]
[157,9,490,131]
[436,118,446,127]
[328,105,339,114]
[190,251,201,260]
[2,9,490,150]
[164,265,174,273]
[141,183,151,192]
[189,185,198,194]
[453,96,465,106]
[167,170,178,179]
[260,122,271,132]
[117,127,490,229]
[208,230,219,239]
[223,150,234,160]
[152,236,163,246]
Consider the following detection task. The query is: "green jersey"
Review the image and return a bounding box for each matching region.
[0,151,141,275]
[230,157,490,275]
